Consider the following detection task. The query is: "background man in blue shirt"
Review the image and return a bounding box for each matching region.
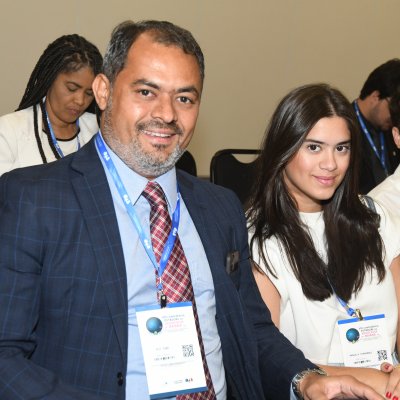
[353,59,400,193]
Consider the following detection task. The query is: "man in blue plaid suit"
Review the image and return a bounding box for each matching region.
[0,20,384,400]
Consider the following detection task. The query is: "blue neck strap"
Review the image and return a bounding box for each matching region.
[327,275,363,320]
[353,101,388,175]
[336,296,363,320]
[95,132,180,293]
[43,101,80,158]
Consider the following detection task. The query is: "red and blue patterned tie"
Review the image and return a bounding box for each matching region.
[142,181,216,400]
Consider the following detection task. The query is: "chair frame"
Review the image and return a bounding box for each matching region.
[209,148,261,207]
[209,149,260,183]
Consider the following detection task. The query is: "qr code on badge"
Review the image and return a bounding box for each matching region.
[182,344,194,358]
[377,349,388,361]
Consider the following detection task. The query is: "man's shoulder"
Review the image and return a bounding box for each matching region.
[0,159,72,198]
[370,169,400,198]
[0,139,97,189]
[177,170,241,203]
[176,169,245,227]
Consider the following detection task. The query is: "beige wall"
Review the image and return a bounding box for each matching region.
[1,0,399,176]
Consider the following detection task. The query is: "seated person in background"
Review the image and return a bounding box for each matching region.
[0,20,390,400]
[369,91,400,217]
[0,34,103,175]
[248,83,400,398]
[353,59,400,193]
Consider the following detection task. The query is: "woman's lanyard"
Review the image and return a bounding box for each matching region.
[336,296,363,320]
[353,101,388,175]
[43,101,80,158]
[327,276,363,320]
[95,133,180,306]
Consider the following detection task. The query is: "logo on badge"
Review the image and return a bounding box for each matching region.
[146,317,163,335]
[346,328,360,343]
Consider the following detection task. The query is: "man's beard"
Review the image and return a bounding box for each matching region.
[102,99,185,178]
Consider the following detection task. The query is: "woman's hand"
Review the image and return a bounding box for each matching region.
[380,362,400,399]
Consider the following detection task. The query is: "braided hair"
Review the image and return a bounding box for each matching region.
[17,34,102,112]
[16,34,102,163]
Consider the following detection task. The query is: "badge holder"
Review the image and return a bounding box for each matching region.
[338,313,393,368]
[136,302,208,399]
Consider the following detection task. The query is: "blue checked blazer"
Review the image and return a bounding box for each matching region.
[0,138,314,400]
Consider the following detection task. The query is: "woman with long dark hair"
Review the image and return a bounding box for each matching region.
[248,83,400,397]
[0,34,102,175]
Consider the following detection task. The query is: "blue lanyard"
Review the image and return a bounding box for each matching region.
[95,133,180,295]
[43,101,80,158]
[327,276,363,320]
[353,101,388,175]
[336,296,363,320]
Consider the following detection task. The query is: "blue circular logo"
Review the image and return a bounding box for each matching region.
[146,317,163,334]
[346,328,360,343]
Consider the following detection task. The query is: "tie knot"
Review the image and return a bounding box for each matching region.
[142,181,168,209]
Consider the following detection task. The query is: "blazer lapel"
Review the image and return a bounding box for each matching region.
[177,172,228,285]
[70,139,128,364]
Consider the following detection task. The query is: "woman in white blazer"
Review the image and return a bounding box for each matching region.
[0,34,102,176]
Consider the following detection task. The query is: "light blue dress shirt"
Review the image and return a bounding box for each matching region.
[97,139,226,399]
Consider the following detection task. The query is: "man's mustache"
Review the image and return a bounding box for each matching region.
[136,120,183,136]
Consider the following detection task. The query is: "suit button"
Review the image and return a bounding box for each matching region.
[117,372,124,386]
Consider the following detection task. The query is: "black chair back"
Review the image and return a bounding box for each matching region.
[210,149,260,206]
[176,150,197,176]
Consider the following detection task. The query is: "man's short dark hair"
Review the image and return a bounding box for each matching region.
[103,20,205,84]
[360,59,400,99]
